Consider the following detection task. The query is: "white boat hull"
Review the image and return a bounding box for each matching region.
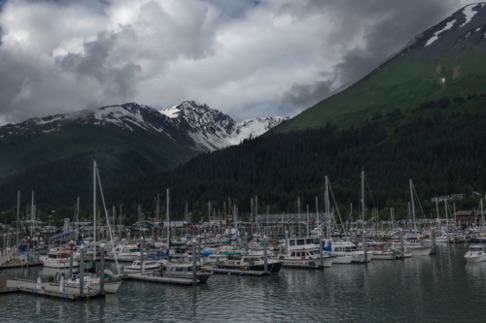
[465,246,486,263]
[407,247,432,256]
[40,257,80,269]
[372,251,397,260]
[65,279,122,294]
[331,255,353,264]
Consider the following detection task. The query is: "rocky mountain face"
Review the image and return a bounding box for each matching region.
[160,101,288,151]
[1,101,287,152]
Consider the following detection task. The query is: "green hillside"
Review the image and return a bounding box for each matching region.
[0,123,199,210]
[274,50,486,133]
[110,97,486,222]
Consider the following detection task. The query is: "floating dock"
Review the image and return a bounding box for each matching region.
[0,277,105,301]
[0,260,43,269]
[201,266,269,276]
[124,273,200,285]
[282,263,321,269]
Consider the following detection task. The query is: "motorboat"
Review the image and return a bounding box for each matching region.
[64,269,122,294]
[109,244,146,262]
[216,254,283,273]
[158,261,213,283]
[277,248,334,268]
[39,247,80,269]
[325,240,373,263]
[122,260,161,273]
[464,244,486,263]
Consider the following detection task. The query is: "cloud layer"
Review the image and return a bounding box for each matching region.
[0,0,477,125]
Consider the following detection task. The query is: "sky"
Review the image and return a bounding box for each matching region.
[0,0,479,125]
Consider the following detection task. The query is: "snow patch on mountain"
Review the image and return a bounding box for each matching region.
[460,4,479,27]
[0,100,288,152]
[425,19,456,47]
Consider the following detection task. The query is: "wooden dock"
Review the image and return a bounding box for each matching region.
[0,277,105,301]
[201,266,269,276]
[124,273,199,285]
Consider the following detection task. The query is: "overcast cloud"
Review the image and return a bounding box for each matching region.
[0,0,477,125]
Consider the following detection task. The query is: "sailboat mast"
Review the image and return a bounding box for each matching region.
[76,196,80,240]
[324,176,330,238]
[155,194,160,240]
[166,188,170,245]
[361,171,365,225]
[30,191,34,236]
[410,179,417,233]
[16,190,20,247]
[361,171,368,262]
[93,160,97,261]
[481,198,485,228]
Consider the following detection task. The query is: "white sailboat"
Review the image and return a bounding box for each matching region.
[404,179,432,256]
[69,161,124,293]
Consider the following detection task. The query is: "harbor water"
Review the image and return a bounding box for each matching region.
[1,244,486,322]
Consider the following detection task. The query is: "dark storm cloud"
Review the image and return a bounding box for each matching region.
[0,0,477,125]
[56,30,141,105]
[283,0,463,111]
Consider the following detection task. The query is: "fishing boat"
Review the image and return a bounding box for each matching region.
[39,247,80,269]
[64,269,122,294]
[277,248,334,268]
[368,243,398,260]
[202,253,228,265]
[109,244,146,262]
[325,240,373,263]
[216,254,283,273]
[464,244,486,263]
[158,261,213,283]
[122,260,161,273]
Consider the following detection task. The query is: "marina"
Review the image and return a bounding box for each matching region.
[0,244,485,321]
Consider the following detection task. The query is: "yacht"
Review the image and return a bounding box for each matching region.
[278,248,334,268]
[64,269,122,294]
[39,247,80,269]
[122,260,161,273]
[464,244,486,263]
[216,254,283,273]
[110,244,146,262]
[325,240,373,263]
[158,261,213,283]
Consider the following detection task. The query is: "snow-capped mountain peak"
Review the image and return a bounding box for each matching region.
[390,2,486,61]
[160,101,288,151]
[0,101,288,152]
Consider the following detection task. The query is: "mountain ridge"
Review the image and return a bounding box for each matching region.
[1,100,288,152]
[0,100,287,210]
[272,2,486,134]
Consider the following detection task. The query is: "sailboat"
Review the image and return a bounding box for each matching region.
[67,161,123,293]
[319,175,370,263]
[400,179,433,256]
